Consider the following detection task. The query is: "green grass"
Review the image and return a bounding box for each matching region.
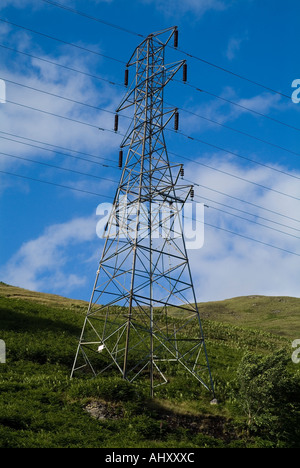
[198,295,300,338]
[0,283,299,448]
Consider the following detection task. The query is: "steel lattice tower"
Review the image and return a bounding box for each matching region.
[71,27,215,398]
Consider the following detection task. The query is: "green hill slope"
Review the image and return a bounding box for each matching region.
[1,282,298,337]
[0,282,87,310]
[0,282,299,448]
[198,295,300,338]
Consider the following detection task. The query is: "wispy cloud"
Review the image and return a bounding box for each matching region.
[225,34,248,61]
[0,214,99,294]
[0,25,123,194]
[0,0,113,10]
[141,0,230,17]
[1,157,299,301]
[0,0,37,10]
[184,155,300,301]
[179,87,284,137]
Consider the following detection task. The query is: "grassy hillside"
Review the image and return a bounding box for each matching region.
[198,295,300,338]
[0,282,299,448]
[1,282,298,337]
[0,282,87,309]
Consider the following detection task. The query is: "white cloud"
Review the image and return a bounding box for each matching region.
[225,35,248,61]
[0,0,36,9]
[236,92,282,115]
[1,156,299,302]
[0,9,122,296]
[0,52,120,152]
[0,29,123,193]
[0,0,113,10]
[0,214,99,294]
[179,88,284,136]
[184,155,300,301]
[142,0,229,17]
[1,0,298,304]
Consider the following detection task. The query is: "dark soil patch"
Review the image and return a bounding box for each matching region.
[160,411,238,442]
[85,400,124,420]
[84,400,239,442]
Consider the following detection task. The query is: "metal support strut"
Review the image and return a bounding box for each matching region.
[71,27,215,399]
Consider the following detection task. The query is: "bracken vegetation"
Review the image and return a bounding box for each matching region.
[0,282,300,448]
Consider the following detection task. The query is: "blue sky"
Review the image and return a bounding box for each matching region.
[0,0,299,302]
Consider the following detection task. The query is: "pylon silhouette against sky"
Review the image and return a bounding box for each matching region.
[71,27,215,398]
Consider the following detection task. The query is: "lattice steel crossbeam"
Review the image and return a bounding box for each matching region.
[71,27,215,398]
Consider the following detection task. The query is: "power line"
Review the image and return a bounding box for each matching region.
[0,169,115,199]
[204,204,300,240]
[6,75,300,179]
[0,18,126,64]
[1,17,296,136]
[204,221,300,257]
[40,0,145,38]
[169,149,300,202]
[5,78,299,196]
[2,134,299,238]
[1,13,298,288]
[4,91,300,202]
[1,34,298,134]
[0,130,114,166]
[5,75,299,170]
[39,0,291,101]
[0,135,115,169]
[1,15,298,146]
[0,151,119,184]
[0,43,123,87]
[2,76,124,116]
[3,130,300,236]
[3,93,300,203]
[174,49,292,101]
[193,193,300,233]
[5,90,300,201]
[1,54,299,188]
[3,129,299,229]
[1,20,299,216]
[1,40,295,136]
[5,98,119,133]
[1,168,299,258]
[173,103,300,159]
[190,181,300,224]
[170,129,300,181]
[180,82,300,133]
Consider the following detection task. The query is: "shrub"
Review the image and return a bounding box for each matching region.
[233,349,300,446]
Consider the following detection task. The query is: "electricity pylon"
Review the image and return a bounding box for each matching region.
[71,27,215,398]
